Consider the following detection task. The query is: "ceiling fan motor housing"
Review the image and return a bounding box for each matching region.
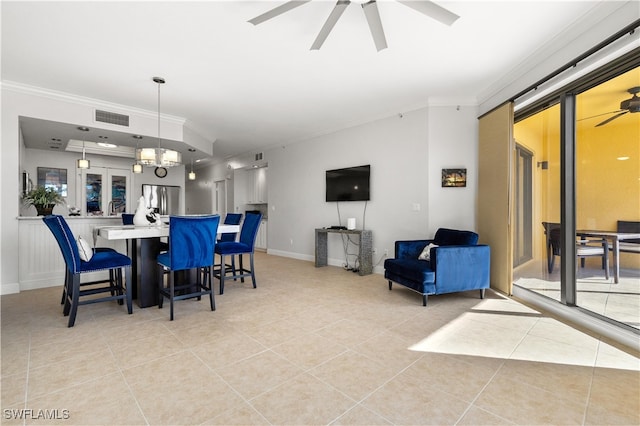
[621,95,640,113]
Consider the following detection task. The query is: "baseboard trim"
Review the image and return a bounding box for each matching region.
[1,282,21,295]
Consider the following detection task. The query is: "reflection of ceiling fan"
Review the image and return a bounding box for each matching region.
[248,0,459,51]
[588,86,640,127]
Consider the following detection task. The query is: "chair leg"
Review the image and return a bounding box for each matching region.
[61,269,71,305]
[206,266,215,311]
[169,272,175,321]
[116,269,124,305]
[480,288,485,299]
[422,294,428,307]
[239,255,245,283]
[68,274,81,327]
[249,253,256,288]
[125,266,133,314]
[219,256,226,295]
[388,280,392,290]
[63,271,73,316]
[158,265,165,309]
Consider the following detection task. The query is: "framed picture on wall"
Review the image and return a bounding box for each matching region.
[37,167,68,196]
[441,168,467,187]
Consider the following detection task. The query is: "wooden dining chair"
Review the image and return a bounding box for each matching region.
[157,215,220,320]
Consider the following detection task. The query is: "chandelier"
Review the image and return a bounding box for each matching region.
[135,77,181,167]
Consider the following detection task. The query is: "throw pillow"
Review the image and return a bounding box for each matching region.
[77,235,93,262]
[418,243,438,261]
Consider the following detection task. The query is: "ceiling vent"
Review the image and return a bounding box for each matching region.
[95,109,130,127]
[255,152,263,161]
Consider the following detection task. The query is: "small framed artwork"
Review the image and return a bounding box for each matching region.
[37,167,68,196]
[442,168,467,187]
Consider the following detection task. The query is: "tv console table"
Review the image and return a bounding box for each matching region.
[315,228,373,276]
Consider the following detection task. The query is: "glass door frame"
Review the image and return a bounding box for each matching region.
[79,166,131,216]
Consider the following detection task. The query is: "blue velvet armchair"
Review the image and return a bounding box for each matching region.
[384,228,490,306]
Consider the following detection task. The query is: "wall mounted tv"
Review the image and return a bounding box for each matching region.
[326,165,370,202]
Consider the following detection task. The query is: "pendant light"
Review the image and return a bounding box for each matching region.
[135,77,181,167]
[76,126,90,169]
[188,160,196,180]
[132,135,143,173]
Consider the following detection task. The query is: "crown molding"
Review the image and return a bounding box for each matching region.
[1,80,186,126]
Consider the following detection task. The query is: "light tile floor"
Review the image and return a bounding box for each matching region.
[513,258,640,329]
[2,252,639,425]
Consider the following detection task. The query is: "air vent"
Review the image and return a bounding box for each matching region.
[95,109,130,127]
[255,152,263,161]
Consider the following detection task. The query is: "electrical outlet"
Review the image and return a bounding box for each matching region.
[384,249,389,257]
[372,248,377,255]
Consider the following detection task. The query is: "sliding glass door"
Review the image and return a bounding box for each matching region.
[574,67,640,326]
[512,65,639,330]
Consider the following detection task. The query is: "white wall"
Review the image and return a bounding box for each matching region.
[427,105,479,234]
[1,87,187,294]
[205,105,479,273]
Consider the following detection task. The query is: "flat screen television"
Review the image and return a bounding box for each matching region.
[326,165,370,202]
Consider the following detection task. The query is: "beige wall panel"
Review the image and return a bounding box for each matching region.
[478,103,514,295]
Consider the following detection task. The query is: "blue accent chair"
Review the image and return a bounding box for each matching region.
[384,228,490,306]
[214,212,262,295]
[157,215,220,320]
[43,215,133,327]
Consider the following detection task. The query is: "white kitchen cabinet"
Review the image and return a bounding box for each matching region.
[255,219,267,250]
[247,167,268,203]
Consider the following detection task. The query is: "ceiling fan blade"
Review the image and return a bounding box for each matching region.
[248,0,311,25]
[362,1,388,51]
[595,111,628,127]
[577,110,623,121]
[397,0,460,26]
[311,0,350,50]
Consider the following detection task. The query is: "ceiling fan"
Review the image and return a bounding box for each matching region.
[590,86,640,127]
[248,0,460,51]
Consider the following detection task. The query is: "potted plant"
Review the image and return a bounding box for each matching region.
[22,186,64,216]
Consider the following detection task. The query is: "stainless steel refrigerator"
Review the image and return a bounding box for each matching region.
[142,184,180,215]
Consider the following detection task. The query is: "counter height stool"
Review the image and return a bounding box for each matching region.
[214,212,262,295]
[157,215,220,320]
[43,215,132,327]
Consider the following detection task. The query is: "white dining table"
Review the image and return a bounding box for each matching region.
[97,223,239,240]
[96,223,240,308]
[577,230,640,284]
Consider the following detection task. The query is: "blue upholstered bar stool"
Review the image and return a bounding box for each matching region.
[218,213,243,243]
[214,212,262,295]
[157,215,220,320]
[216,213,243,272]
[43,215,133,327]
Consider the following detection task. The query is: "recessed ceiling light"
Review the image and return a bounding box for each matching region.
[97,142,117,148]
[617,156,630,161]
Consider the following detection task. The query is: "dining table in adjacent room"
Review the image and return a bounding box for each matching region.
[577,230,640,284]
[96,222,240,308]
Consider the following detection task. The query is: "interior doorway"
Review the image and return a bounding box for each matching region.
[214,180,226,215]
[513,144,533,267]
